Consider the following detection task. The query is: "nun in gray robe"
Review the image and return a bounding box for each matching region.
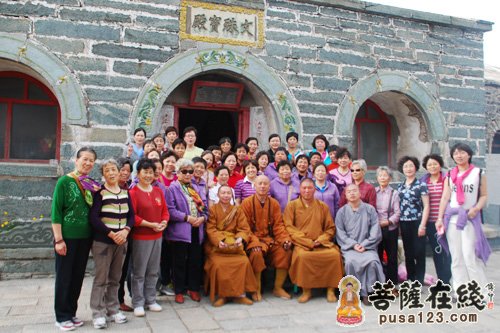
[336,201,385,296]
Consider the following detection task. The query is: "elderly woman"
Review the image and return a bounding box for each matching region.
[222,152,244,188]
[293,154,312,181]
[192,157,210,202]
[375,166,400,294]
[52,147,99,331]
[312,163,340,220]
[310,134,331,166]
[117,157,132,190]
[256,150,270,174]
[436,143,490,294]
[397,156,430,284]
[420,154,451,285]
[90,159,134,328]
[270,160,300,213]
[209,166,235,207]
[234,160,258,205]
[166,159,209,304]
[204,185,257,307]
[160,150,178,188]
[264,147,288,181]
[339,159,376,209]
[129,159,169,317]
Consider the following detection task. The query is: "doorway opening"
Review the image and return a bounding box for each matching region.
[177,108,239,148]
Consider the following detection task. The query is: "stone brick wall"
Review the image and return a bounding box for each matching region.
[485,79,500,152]
[0,0,493,249]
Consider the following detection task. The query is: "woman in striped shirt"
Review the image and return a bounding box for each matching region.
[420,154,451,284]
[234,159,258,205]
[90,159,135,329]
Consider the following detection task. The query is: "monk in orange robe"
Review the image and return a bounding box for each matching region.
[283,178,343,303]
[240,175,293,301]
[204,185,257,307]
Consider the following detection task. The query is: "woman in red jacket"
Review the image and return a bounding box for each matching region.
[129,158,169,317]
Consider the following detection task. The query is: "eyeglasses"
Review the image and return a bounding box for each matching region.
[179,169,194,175]
[350,169,362,172]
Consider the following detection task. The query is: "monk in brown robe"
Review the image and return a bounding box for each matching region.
[204,185,257,307]
[240,175,293,301]
[283,178,343,303]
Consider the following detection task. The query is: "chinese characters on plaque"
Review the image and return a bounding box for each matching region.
[180,0,264,48]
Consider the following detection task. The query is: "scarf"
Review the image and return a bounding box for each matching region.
[182,183,206,214]
[70,172,101,206]
[450,164,475,206]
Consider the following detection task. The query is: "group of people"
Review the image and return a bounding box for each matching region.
[51,124,491,331]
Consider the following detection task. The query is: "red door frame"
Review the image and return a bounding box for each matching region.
[355,100,392,169]
[173,104,250,143]
[0,71,61,163]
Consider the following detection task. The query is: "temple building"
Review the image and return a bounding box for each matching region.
[0,0,497,276]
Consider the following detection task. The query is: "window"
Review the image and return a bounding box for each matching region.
[354,100,392,169]
[0,72,60,162]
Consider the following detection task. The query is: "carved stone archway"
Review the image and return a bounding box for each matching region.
[131,48,301,142]
[0,33,87,125]
[336,70,447,154]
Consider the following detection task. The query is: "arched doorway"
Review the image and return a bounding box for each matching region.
[131,48,301,149]
[336,71,447,165]
[354,100,394,169]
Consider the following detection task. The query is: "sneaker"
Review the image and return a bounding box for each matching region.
[55,321,75,331]
[146,302,162,312]
[159,284,175,296]
[111,311,127,324]
[134,306,145,317]
[71,317,84,327]
[93,317,107,329]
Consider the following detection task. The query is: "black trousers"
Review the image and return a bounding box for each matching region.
[171,227,202,294]
[400,220,426,284]
[118,239,132,304]
[426,222,452,284]
[54,238,92,322]
[378,227,399,285]
[160,239,173,286]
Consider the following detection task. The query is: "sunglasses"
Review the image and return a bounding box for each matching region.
[180,169,194,175]
[350,169,362,172]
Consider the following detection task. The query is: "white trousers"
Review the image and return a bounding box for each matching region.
[446,220,488,293]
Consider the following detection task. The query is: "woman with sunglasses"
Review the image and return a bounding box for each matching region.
[338,159,376,209]
[166,159,208,304]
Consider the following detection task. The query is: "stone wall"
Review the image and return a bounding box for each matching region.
[0,0,493,250]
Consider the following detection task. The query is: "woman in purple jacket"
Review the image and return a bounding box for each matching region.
[166,158,208,304]
[269,160,300,212]
[312,163,340,220]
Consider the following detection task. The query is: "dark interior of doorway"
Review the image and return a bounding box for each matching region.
[178,108,238,150]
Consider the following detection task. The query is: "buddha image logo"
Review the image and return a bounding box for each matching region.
[336,275,365,327]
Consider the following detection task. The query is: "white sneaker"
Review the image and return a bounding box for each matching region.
[111,311,127,324]
[93,317,107,329]
[146,303,162,312]
[134,306,145,317]
[55,321,75,331]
